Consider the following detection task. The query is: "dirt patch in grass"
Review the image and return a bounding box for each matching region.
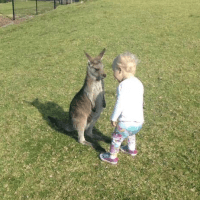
[0,15,32,27]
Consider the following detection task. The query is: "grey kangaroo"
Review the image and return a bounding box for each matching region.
[48,49,106,146]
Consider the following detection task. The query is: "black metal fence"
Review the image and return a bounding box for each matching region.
[11,0,79,20]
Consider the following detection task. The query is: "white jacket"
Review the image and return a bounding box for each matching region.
[111,77,144,124]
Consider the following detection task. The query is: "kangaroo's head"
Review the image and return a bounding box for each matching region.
[85,48,106,81]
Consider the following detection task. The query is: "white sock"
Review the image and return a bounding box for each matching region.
[128,135,136,151]
[110,153,117,159]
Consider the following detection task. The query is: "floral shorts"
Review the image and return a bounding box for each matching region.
[115,121,142,139]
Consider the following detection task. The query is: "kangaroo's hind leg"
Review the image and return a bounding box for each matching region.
[86,116,103,140]
[75,119,93,147]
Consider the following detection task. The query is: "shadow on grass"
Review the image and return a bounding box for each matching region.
[27,98,111,153]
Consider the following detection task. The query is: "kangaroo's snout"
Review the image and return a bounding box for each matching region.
[97,72,106,81]
[102,73,106,78]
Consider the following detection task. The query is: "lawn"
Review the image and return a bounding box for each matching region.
[0,0,200,199]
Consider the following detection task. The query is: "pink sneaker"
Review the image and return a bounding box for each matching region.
[120,145,137,156]
[100,153,118,165]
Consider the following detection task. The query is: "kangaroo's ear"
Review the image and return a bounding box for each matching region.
[98,48,106,60]
[84,51,92,62]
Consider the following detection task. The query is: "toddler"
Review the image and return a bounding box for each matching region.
[100,52,144,164]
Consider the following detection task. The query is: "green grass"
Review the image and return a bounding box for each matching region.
[0,2,13,17]
[0,0,200,199]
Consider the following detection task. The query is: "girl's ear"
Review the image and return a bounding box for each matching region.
[118,67,122,73]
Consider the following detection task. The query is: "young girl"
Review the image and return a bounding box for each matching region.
[100,52,144,164]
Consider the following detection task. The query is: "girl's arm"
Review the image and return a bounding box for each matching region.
[110,85,124,122]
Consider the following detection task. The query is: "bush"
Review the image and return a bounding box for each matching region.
[0,0,8,3]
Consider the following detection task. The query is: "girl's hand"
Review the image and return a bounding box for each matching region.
[111,121,117,127]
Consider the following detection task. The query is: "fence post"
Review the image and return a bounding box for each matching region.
[36,0,38,15]
[54,0,56,9]
[12,0,15,20]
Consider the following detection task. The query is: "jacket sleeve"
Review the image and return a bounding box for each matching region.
[110,85,124,121]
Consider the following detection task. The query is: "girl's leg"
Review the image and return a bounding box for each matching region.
[100,124,128,164]
[121,135,137,156]
[110,132,125,159]
[121,124,142,156]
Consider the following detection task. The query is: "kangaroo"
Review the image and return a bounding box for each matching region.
[48,49,106,146]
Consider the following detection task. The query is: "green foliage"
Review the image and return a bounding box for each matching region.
[0,0,200,199]
[0,0,7,3]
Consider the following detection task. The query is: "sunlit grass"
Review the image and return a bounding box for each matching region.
[0,0,199,199]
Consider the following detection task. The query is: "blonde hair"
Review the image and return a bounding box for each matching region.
[112,52,139,75]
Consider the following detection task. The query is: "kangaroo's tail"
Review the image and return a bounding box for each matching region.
[48,116,74,132]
